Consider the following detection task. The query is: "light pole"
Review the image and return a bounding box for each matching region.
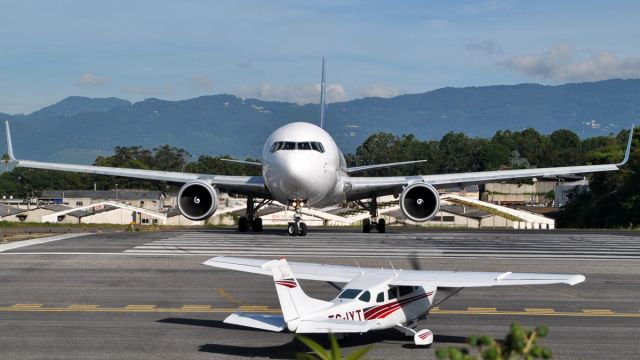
[115,183,118,201]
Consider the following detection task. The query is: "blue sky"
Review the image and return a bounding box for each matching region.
[1,0,639,114]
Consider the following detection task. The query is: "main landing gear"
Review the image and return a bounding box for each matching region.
[356,196,386,233]
[287,201,308,236]
[237,195,269,233]
[396,321,434,347]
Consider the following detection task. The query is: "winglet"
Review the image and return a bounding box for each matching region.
[319,57,326,129]
[618,124,634,166]
[5,121,16,161]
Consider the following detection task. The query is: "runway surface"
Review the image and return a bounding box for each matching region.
[1,229,639,359]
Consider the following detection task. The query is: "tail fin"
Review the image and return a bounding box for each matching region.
[269,258,329,323]
[5,121,16,161]
[319,57,326,129]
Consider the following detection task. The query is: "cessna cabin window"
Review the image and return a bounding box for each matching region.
[358,291,371,302]
[376,292,385,303]
[338,289,362,299]
[387,287,398,300]
[398,286,414,297]
[270,141,325,153]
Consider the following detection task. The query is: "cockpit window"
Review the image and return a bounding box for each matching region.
[297,142,312,150]
[310,142,325,153]
[270,141,325,153]
[338,289,362,299]
[358,291,371,302]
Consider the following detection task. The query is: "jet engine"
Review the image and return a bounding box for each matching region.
[400,182,440,222]
[177,180,218,221]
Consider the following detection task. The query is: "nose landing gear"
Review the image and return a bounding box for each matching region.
[287,200,308,236]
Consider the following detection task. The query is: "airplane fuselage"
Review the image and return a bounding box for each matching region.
[261,122,348,207]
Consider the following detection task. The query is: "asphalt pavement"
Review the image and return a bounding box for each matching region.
[1,228,639,359]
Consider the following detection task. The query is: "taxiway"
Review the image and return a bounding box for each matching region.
[1,229,639,359]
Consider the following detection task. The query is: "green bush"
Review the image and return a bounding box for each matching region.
[436,323,552,360]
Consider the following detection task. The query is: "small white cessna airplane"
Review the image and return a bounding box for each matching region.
[3,59,634,236]
[205,256,586,346]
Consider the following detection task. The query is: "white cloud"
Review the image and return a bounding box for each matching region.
[76,73,110,87]
[502,43,640,82]
[190,75,214,93]
[359,84,400,98]
[120,84,176,96]
[466,40,503,55]
[236,82,348,104]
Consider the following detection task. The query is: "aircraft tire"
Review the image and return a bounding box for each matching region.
[299,222,308,236]
[287,222,299,236]
[252,218,263,232]
[238,217,248,232]
[362,219,371,233]
[377,218,386,233]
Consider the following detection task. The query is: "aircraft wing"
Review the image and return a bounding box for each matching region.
[4,122,269,197]
[347,160,427,174]
[204,256,363,282]
[346,126,633,199]
[388,270,585,288]
[204,257,585,288]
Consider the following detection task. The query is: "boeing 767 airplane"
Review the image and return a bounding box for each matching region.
[4,59,634,236]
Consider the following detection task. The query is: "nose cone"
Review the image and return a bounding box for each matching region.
[266,151,332,204]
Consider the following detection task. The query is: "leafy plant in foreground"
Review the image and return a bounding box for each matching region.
[294,333,371,360]
[436,323,552,360]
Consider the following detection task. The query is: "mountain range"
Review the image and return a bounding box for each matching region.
[1,79,639,164]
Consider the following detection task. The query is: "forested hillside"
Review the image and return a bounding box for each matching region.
[1,126,636,228]
[3,79,639,163]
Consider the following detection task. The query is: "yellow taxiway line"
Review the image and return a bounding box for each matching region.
[1,304,640,317]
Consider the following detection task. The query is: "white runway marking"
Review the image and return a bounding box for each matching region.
[0,233,89,253]
[121,231,640,260]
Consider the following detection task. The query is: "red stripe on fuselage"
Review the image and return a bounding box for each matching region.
[364,292,432,320]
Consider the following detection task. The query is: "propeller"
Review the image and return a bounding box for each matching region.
[409,252,422,271]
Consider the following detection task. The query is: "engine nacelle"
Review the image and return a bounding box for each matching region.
[177,180,218,221]
[400,182,440,222]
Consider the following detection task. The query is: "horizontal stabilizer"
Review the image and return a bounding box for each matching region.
[347,160,427,174]
[223,313,286,332]
[296,319,373,334]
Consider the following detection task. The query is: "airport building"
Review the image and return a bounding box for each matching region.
[0,184,562,229]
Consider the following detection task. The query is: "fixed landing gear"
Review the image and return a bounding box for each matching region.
[238,195,268,233]
[395,323,433,347]
[358,196,386,233]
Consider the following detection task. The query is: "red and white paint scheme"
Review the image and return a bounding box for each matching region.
[204,256,586,346]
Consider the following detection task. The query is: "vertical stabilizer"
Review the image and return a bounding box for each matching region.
[270,258,329,325]
[5,121,16,161]
[319,57,326,129]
